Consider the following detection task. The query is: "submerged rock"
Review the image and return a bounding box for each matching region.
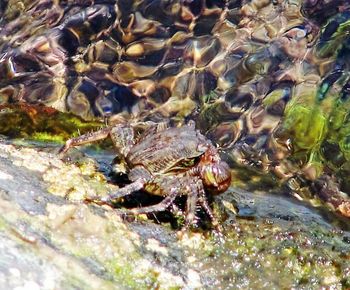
[0,141,349,289]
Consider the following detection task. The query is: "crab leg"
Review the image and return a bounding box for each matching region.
[123,188,178,214]
[184,178,222,231]
[169,204,184,216]
[59,127,111,154]
[87,178,146,205]
[183,187,199,229]
[198,192,221,231]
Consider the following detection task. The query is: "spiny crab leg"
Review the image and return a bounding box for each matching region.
[58,127,111,154]
[183,178,222,231]
[87,178,146,205]
[198,193,222,231]
[183,185,199,230]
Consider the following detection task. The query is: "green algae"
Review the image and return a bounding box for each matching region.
[263,88,287,107]
[185,218,350,289]
[279,81,350,188]
[106,259,160,289]
[31,132,69,143]
[316,13,350,59]
[283,104,327,151]
[0,104,104,143]
[200,91,220,105]
[327,98,350,162]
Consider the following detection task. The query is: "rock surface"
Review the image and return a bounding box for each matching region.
[0,141,349,289]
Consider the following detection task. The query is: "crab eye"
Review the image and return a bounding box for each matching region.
[202,161,231,194]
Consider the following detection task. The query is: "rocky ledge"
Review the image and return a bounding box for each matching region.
[0,141,349,289]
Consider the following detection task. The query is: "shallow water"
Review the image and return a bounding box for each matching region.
[0,4,350,284]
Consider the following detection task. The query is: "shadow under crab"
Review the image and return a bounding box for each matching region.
[59,121,231,230]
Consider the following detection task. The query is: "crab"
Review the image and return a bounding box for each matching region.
[59,121,231,229]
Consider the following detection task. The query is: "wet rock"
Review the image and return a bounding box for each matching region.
[0,141,349,289]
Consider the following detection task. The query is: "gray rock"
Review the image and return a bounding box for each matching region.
[0,142,349,289]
